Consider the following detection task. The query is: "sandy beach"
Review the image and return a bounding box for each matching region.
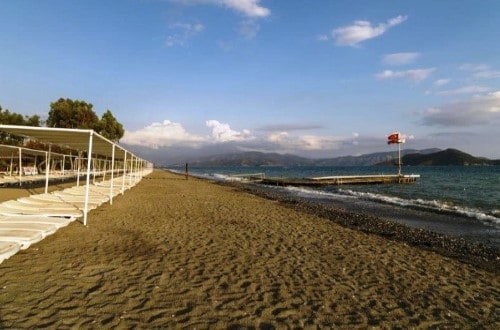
[0,169,498,328]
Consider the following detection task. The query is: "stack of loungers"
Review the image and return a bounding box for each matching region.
[0,175,139,264]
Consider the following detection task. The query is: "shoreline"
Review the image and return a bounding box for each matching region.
[220,180,500,273]
[1,169,498,327]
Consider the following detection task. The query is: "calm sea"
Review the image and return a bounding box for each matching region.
[172,165,500,248]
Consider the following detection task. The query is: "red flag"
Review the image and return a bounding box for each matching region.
[387,132,400,144]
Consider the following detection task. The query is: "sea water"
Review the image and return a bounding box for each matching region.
[173,165,500,248]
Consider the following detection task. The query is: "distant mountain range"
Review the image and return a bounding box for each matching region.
[391,148,500,166]
[186,151,313,167]
[315,148,441,166]
[169,148,499,167]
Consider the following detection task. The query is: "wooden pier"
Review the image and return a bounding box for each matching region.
[257,174,420,187]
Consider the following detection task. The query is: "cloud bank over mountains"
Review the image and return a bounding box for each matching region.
[122,118,360,157]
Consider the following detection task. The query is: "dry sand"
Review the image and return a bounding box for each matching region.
[0,170,498,328]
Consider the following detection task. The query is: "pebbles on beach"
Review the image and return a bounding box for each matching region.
[237,183,500,273]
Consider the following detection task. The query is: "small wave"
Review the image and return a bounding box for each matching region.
[284,186,356,200]
[338,188,500,226]
[283,186,499,227]
[185,171,245,182]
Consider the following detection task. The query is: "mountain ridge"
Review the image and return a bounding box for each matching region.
[390,148,500,166]
[165,148,500,167]
[160,148,499,167]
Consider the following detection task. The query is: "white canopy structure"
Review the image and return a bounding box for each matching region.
[0,125,153,225]
[0,144,77,186]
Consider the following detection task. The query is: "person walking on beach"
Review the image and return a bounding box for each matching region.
[185,162,189,180]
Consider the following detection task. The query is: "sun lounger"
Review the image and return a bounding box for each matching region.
[61,188,109,198]
[2,200,79,212]
[0,215,73,228]
[53,191,109,204]
[27,192,106,208]
[52,193,108,206]
[0,223,57,238]
[0,176,18,186]
[0,241,21,264]
[0,229,44,249]
[0,204,82,218]
[16,197,100,210]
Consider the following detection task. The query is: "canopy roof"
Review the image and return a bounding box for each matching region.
[0,144,73,159]
[0,125,133,160]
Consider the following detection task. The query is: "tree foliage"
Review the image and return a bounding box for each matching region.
[47,98,125,142]
[47,98,99,130]
[97,110,124,142]
[0,106,41,127]
[0,105,41,145]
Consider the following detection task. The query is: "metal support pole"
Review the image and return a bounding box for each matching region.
[18,148,22,187]
[44,145,52,194]
[121,151,127,194]
[92,159,96,184]
[398,142,402,176]
[129,156,133,186]
[77,152,81,187]
[83,132,94,226]
[110,145,115,204]
[9,154,13,176]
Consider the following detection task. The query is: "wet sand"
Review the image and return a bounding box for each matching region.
[0,170,498,328]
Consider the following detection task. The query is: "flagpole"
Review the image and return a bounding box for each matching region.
[398,142,402,176]
[388,132,404,176]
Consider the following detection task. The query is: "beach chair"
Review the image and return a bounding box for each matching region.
[0,215,73,228]
[0,223,58,238]
[0,203,82,218]
[0,229,44,249]
[0,241,21,264]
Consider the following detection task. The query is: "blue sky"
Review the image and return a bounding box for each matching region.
[1,0,499,160]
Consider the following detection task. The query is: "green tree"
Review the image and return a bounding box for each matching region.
[0,105,41,145]
[97,110,124,142]
[24,114,41,127]
[46,98,99,129]
[0,106,24,125]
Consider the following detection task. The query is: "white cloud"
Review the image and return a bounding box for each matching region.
[299,135,345,150]
[459,63,490,72]
[166,22,205,47]
[317,34,329,41]
[239,19,260,39]
[220,0,269,17]
[122,120,205,148]
[206,120,253,142]
[437,85,492,96]
[257,124,322,132]
[266,132,347,151]
[420,91,500,126]
[171,22,205,32]
[382,52,420,65]
[173,0,270,18]
[473,70,500,79]
[268,131,289,144]
[459,63,500,79]
[123,120,369,157]
[434,79,450,86]
[375,68,435,82]
[331,15,407,47]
